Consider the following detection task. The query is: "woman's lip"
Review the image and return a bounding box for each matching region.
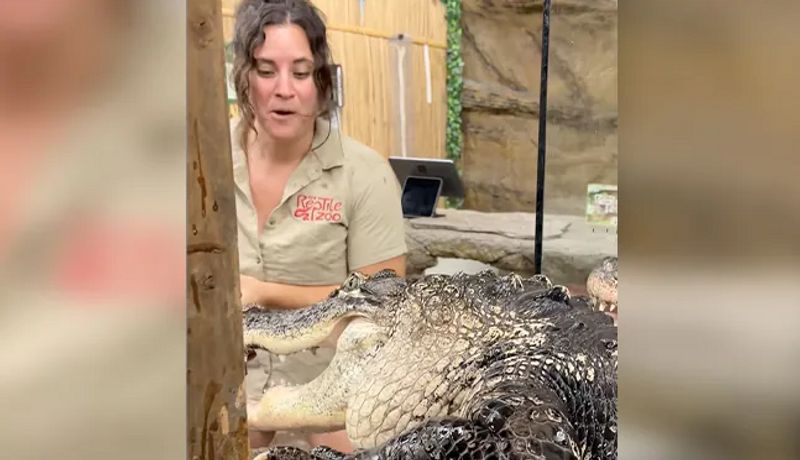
[268,111,296,120]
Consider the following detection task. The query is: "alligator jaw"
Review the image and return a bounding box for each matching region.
[243,297,372,355]
[248,385,346,432]
[247,319,385,433]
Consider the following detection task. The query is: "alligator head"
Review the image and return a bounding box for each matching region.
[243,270,406,356]
[587,256,618,320]
[243,269,617,458]
[242,269,409,438]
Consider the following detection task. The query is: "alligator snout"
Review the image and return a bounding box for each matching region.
[242,297,374,356]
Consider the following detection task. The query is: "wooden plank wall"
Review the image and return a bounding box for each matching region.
[221,0,447,160]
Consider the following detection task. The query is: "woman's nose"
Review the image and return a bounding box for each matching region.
[274,73,293,98]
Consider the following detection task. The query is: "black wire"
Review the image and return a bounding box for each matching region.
[310,112,333,151]
[534,0,551,275]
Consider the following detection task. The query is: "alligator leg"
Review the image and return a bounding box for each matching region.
[340,393,581,460]
[466,390,582,460]
[353,418,577,459]
[251,445,347,460]
[251,415,574,460]
[251,398,580,460]
[251,446,312,460]
[309,446,349,460]
[351,418,514,459]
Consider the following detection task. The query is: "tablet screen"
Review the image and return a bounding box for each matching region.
[401,176,442,218]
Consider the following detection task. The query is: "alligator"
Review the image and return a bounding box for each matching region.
[586,256,618,318]
[243,270,618,459]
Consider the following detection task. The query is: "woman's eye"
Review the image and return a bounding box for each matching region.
[293,72,311,79]
[256,69,275,77]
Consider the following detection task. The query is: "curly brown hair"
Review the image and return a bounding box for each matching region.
[231,0,334,152]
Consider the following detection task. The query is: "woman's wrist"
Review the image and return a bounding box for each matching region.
[240,275,274,306]
[255,280,274,305]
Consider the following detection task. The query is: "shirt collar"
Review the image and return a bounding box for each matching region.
[310,117,344,170]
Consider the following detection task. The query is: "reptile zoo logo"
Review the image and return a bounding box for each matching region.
[293,194,343,223]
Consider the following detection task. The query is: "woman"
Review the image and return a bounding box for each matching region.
[230,0,407,451]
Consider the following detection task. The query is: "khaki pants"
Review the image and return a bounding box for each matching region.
[246,347,336,449]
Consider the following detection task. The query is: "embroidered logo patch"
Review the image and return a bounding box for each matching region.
[293,194,343,222]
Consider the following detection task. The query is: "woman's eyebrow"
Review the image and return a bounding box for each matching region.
[254,58,313,65]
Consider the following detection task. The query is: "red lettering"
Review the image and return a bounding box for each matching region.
[296,194,310,210]
[293,195,343,223]
[293,207,310,221]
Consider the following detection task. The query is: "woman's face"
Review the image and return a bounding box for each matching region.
[249,23,319,144]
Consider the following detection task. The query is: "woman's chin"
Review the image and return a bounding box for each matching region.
[255,116,312,143]
[263,126,300,142]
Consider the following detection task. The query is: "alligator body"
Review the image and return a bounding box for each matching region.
[244,270,617,459]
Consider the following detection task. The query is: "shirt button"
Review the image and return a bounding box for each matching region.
[268,218,276,226]
[256,256,262,264]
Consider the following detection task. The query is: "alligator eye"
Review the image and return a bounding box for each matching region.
[343,273,364,291]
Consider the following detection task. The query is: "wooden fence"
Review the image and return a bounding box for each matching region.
[221,0,447,160]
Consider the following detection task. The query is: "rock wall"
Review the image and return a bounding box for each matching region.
[460,0,617,215]
[403,209,616,286]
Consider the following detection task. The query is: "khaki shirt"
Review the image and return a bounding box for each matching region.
[233,118,407,285]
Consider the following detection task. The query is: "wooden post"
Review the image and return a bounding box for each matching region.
[187,0,249,459]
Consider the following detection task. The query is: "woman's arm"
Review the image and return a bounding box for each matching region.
[353,254,406,278]
[239,255,405,309]
[240,275,338,309]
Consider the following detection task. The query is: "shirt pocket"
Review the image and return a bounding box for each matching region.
[270,221,348,285]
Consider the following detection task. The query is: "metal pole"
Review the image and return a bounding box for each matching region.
[534,0,552,275]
